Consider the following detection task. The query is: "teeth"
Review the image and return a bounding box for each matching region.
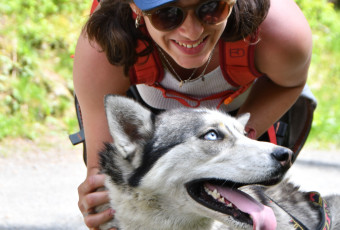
[226,203,233,208]
[212,189,219,199]
[204,186,235,208]
[218,197,225,203]
[176,38,204,48]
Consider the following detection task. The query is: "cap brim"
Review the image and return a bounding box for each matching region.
[134,0,176,11]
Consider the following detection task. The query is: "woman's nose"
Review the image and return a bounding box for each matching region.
[177,11,204,41]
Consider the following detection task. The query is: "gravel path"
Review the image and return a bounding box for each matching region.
[0,137,339,230]
[0,137,88,230]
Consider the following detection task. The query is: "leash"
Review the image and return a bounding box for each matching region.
[264,192,332,230]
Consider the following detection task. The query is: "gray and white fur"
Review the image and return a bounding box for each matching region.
[97,95,340,230]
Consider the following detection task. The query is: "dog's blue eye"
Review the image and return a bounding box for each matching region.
[204,130,219,141]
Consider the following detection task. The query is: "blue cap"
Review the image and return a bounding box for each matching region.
[134,0,176,11]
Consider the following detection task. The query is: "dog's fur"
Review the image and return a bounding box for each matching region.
[97,95,340,230]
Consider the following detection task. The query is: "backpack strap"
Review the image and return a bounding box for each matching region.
[219,34,265,105]
[129,41,164,85]
[90,0,100,14]
[69,94,87,164]
[148,84,239,108]
[267,125,278,145]
[219,36,263,87]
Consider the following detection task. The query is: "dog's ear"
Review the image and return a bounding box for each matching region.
[104,95,154,161]
[237,113,250,127]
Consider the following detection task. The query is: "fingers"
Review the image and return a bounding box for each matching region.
[78,173,115,229]
[84,208,115,229]
[79,174,106,195]
[78,174,106,212]
[83,190,110,212]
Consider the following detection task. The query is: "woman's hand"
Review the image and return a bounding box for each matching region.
[78,169,116,229]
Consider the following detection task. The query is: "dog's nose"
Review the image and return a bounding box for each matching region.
[271,148,293,168]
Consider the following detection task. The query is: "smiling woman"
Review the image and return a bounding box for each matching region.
[73,0,315,228]
[86,0,269,73]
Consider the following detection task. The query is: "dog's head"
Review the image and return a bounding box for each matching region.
[100,95,292,230]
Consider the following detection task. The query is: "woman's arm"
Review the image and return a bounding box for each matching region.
[73,30,131,228]
[238,0,312,138]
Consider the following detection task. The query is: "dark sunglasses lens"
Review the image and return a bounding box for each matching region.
[198,1,230,24]
[151,7,184,31]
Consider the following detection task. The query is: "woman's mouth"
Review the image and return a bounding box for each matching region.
[173,36,208,55]
[175,37,205,48]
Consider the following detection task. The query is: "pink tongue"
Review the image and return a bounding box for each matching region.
[206,184,276,230]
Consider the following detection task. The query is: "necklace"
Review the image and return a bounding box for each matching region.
[157,45,215,87]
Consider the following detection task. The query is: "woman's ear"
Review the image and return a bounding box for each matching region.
[228,0,237,5]
[129,3,144,28]
[129,3,142,15]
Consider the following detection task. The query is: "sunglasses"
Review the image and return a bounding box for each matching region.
[143,0,233,31]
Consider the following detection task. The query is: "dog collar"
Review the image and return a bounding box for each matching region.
[300,192,332,230]
[266,192,332,230]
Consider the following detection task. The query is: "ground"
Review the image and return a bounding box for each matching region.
[0,135,339,230]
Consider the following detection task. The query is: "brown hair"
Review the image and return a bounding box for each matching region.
[85,0,270,75]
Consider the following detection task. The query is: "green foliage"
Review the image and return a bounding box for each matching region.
[295,0,340,148]
[0,0,91,140]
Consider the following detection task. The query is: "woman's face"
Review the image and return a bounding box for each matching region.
[139,0,231,69]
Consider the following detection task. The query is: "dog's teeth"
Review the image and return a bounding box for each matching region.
[205,187,222,200]
[205,186,237,208]
[212,189,220,199]
[204,186,241,210]
[204,187,209,192]
[205,188,213,196]
[226,202,233,208]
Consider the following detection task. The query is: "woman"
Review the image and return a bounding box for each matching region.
[74,0,314,228]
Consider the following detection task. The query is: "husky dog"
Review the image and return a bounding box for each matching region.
[98,95,340,230]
